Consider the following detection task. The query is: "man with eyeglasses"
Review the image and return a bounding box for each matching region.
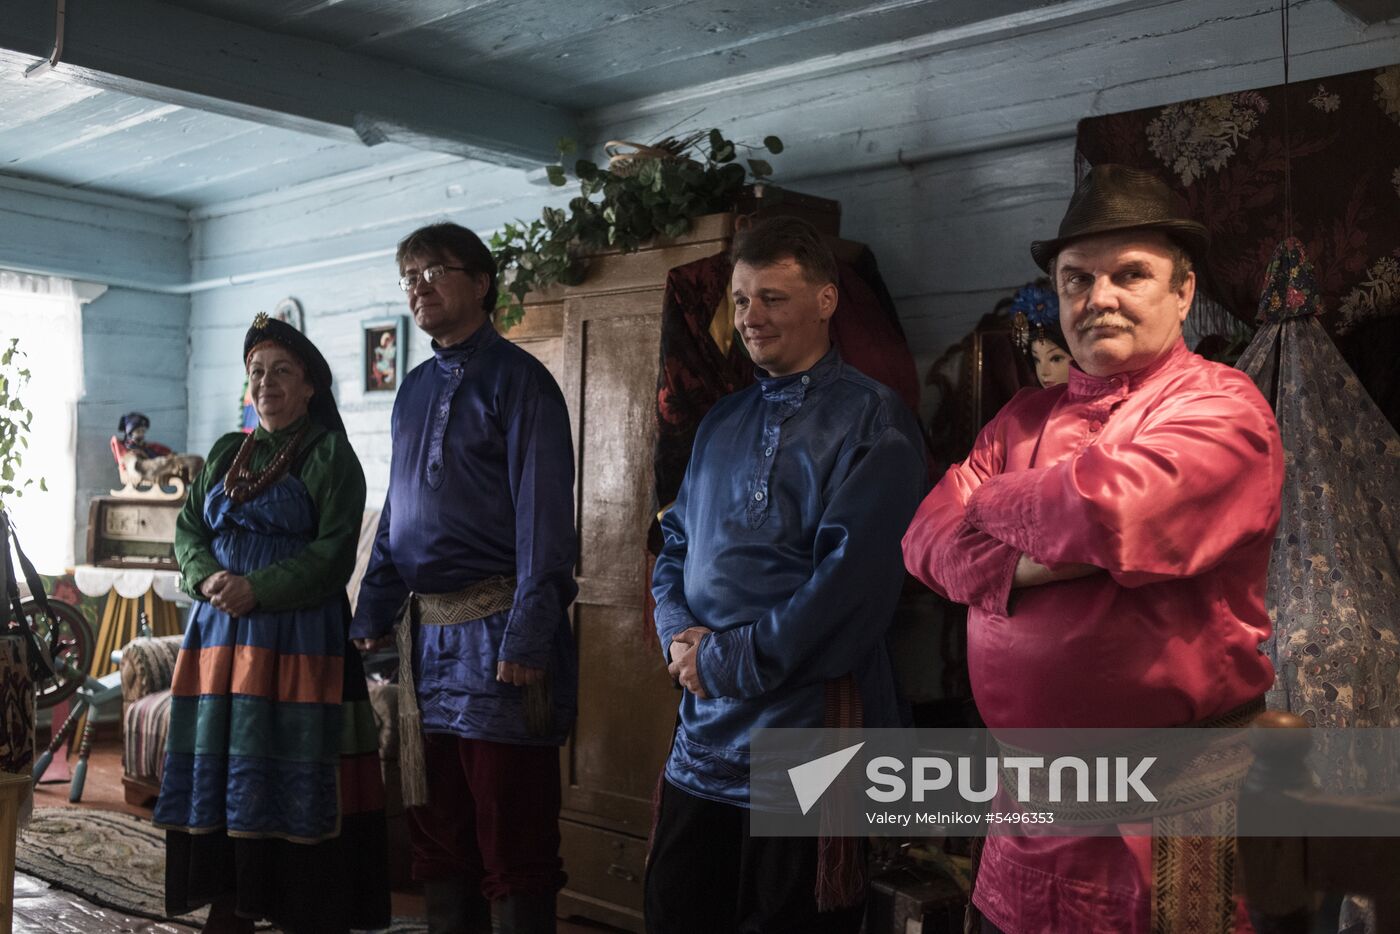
[351,222,578,934]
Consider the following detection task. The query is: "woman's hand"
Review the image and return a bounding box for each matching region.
[199,571,230,601]
[210,574,257,617]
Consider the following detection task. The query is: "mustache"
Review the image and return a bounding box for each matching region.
[1076,313,1134,334]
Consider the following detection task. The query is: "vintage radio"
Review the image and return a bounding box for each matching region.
[86,496,182,569]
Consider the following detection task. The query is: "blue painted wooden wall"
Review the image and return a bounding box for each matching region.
[77,287,191,556]
[185,159,563,501]
[0,177,192,559]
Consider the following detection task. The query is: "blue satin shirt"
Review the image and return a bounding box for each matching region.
[351,322,578,745]
[652,347,926,804]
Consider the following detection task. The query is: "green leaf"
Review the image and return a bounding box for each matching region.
[545,165,567,186]
[37,477,46,492]
[764,135,784,154]
[715,143,735,163]
[747,159,773,178]
[557,137,577,156]
[708,129,724,154]
[718,163,746,186]
[575,159,599,181]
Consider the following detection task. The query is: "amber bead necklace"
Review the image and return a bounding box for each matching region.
[223,420,309,504]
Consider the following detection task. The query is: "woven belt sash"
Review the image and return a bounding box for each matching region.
[395,576,518,808]
[996,697,1263,934]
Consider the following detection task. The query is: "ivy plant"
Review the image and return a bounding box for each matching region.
[0,338,43,509]
[491,129,784,328]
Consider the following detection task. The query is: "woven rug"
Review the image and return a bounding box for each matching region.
[18,807,425,933]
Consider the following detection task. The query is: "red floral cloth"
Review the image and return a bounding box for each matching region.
[1076,64,1400,425]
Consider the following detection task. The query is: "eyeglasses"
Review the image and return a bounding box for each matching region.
[398,264,469,292]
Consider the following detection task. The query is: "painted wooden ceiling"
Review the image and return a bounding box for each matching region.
[0,57,428,209]
[0,0,1146,209]
[164,0,1063,110]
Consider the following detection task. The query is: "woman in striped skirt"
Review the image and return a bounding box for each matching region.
[157,313,390,933]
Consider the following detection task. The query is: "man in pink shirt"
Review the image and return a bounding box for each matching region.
[902,164,1283,933]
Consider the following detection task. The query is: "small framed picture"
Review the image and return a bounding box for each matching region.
[362,317,407,393]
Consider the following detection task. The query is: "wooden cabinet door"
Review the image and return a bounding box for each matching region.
[561,288,679,829]
[555,287,678,930]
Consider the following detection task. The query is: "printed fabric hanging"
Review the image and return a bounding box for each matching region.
[1236,237,1400,793]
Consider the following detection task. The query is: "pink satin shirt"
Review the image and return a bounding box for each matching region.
[903,340,1283,932]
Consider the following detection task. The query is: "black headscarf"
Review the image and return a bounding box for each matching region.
[243,313,345,434]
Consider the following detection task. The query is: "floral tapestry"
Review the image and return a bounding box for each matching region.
[1077,63,1400,426]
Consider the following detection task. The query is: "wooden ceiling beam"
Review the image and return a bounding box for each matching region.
[0,0,576,168]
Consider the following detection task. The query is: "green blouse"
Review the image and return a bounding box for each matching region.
[174,416,368,612]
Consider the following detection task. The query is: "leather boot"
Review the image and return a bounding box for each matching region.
[490,893,557,934]
[203,896,255,934]
[423,878,491,934]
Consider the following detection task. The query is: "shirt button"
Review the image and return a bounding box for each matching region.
[753,491,765,502]
[1089,421,1102,432]
[764,446,774,457]
[800,375,810,385]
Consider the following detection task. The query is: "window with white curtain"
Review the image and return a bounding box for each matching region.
[0,271,87,574]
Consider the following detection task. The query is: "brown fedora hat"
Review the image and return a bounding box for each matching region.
[1030,164,1210,272]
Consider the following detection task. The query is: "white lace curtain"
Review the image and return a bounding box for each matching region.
[0,271,93,573]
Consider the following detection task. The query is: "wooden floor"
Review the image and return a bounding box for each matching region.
[26,733,623,933]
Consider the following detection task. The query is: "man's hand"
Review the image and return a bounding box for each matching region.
[354,635,393,653]
[1012,555,1100,589]
[667,626,712,699]
[497,660,545,686]
[210,574,256,616]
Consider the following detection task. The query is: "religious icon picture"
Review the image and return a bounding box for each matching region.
[362,317,407,393]
[272,297,304,331]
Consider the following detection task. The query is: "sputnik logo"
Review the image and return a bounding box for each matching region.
[787,742,865,815]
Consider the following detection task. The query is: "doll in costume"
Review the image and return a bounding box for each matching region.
[1009,280,1073,388]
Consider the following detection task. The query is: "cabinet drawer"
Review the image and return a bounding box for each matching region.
[559,818,648,932]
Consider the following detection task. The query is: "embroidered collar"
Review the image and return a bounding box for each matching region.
[756,346,841,402]
[252,415,310,443]
[432,320,497,369]
[1067,339,1190,400]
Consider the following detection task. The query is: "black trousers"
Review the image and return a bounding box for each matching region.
[643,779,865,934]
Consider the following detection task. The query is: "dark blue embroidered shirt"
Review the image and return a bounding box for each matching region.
[652,347,926,804]
[351,321,578,744]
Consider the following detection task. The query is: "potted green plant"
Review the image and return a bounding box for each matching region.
[0,338,41,509]
[490,129,784,329]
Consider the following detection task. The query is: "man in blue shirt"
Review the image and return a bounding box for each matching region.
[647,217,926,933]
[352,223,577,934]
